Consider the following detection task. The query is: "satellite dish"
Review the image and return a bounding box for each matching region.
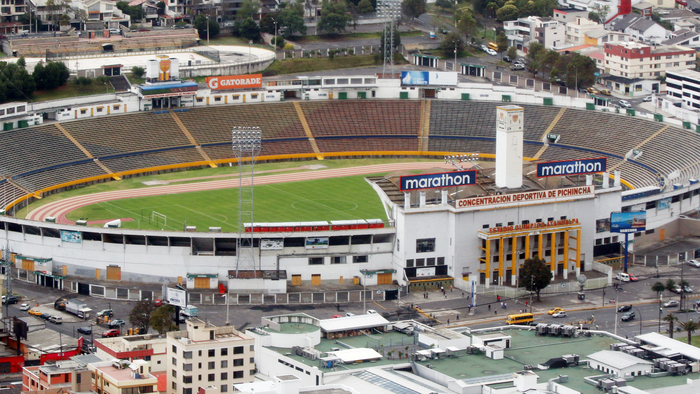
[577,275,587,284]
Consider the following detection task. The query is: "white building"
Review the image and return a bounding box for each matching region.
[565,17,602,46]
[504,16,565,50]
[603,42,695,78]
[587,350,652,377]
[665,69,700,110]
[611,14,668,44]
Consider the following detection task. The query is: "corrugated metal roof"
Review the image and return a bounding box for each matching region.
[319,314,390,332]
[637,332,700,361]
[587,350,652,369]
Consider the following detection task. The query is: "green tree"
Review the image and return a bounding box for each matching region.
[588,4,610,23]
[679,319,700,345]
[0,61,35,102]
[518,257,552,302]
[440,32,464,58]
[525,42,544,76]
[663,313,679,338]
[455,8,477,44]
[33,61,69,90]
[129,300,156,332]
[666,278,677,293]
[379,26,401,53]
[496,31,507,53]
[496,4,518,21]
[279,0,307,36]
[317,0,352,34]
[402,0,427,19]
[565,53,595,89]
[237,0,262,20]
[651,11,673,30]
[132,66,145,78]
[235,17,261,41]
[652,281,666,298]
[150,305,178,335]
[194,14,220,39]
[358,0,374,13]
[260,13,278,34]
[435,0,453,8]
[156,1,165,14]
[540,49,559,78]
[507,46,517,60]
[532,0,557,16]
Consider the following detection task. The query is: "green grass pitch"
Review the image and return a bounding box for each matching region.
[66,175,388,232]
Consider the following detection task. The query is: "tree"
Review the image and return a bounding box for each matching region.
[358,0,374,13]
[507,46,517,60]
[496,31,507,53]
[317,0,352,35]
[194,14,220,39]
[525,42,544,76]
[496,4,518,22]
[518,257,552,302]
[666,278,677,293]
[455,8,477,44]
[588,4,610,23]
[540,49,559,78]
[652,281,666,298]
[435,0,453,9]
[234,17,260,41]
[73,8,88,30]
[237,0,262,20]
[0,61,35,103]
[440,32,464,58]
[33,61,68,90]
[679,320,700,345]
[663,313,679,338]
[279,0,307,36]
[260,13,278,34]
[150,305,178,335]
[565,53,596,89]
[402,0,427,19]
[156,1,165,14]
[132,66,145,78]
[379,26,401,53]
[129,300,156,332]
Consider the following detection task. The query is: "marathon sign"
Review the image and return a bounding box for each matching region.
[456,185,594,209]
[206,74,263,90]
[488,218,580,234]
[399,170,476,191]
[537,158,607,178]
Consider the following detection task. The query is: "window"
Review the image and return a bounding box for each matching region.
[196,97,204,103]
[77,375,81,384]
[250,345,254,351]
[209,349,215,357]
[96,107,103,112]
[233,371,244,379]
[221,385,228,392]
[172,357,177,366]
[251,94,258,99]
[221,360,228,368]
[416,238,436,253]
[427,257,436,266]
[184,364,192,371]
[234,346,244,354]
[172,370,177,377]
[308,257,324,265]
[184,389,192,394]
[406,259,414,267]
[183,351,192,359]
[234,358,244,366]
[221,372,228,380]
[208,374,215,382]
[214,96,222,102]
[416,258,425,267]
[250,357,254,363]
[437,257,445,265]
[332,256,346,264]
[221,348,228,356]
[172,382,177,390]
[183,376,192,384]
[208,362,215,370]
[353,255,368,263]
[113,105,120,110]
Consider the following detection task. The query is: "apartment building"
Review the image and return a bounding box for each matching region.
[90,359,160,394]
[565,17,601,46]
[95,334,169,370]
[603,42,695,78]
[0,0,26,23]
[667,69,700,109]
[504,16,564,50]
[167,318,255,394]
[22,358,93,393]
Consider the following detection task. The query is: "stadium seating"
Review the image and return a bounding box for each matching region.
[302,101,422,137]
[100,148,203,173]
[203,140,316,161]
[12,162,106,192]
[633,126,700,185]
[0,181,27,208]
[315,137,417,153]
[428,138,496,155]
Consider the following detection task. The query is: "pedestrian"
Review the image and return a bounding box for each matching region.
[462,292,464,297]
[504,302,507,309]
[450,286,453,292]
[445,294,447,299]
[430,321,433,327]
[495,310,498,315]
[497,295,501,302]
[488,304,491,311]
[457,313,459,320]
[411,303,414,309]
[447,319,450,325]
[525,301,528,307]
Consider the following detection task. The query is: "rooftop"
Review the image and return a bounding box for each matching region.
[637,332,700,361]
[95,364,157,383]
[262,322,318,334]
[319,314,390,333]
[587,350,652,368]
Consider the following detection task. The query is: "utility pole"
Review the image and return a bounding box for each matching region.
[206,15,210,46]
[528,275,533,313]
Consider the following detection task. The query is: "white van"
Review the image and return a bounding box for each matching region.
[616,272,630,282]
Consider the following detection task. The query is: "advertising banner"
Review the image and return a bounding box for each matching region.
[400,71,458,86]
[658,197,671,210]
[166,288,187,308]
[457,185,594,209]
[400,170,476,191]
[206,74,263,90]
[610,211,647,233]
[260,239,284,250]
[416,267,436,277]
[305,237,329,250]
[60,230,82,243]
[537,158,607,178]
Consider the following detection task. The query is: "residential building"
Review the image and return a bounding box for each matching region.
[673,18,700,32]
[603,42,694,78]
[565,17,601,46]
[535,19,566,48]
[552,8,589,24]
[95,334,169,371]
[83,0,131,29]
[504,16,565,50]
[167,318,255,394]
[90,359,160,394]
[666,69,700,109]
[22,358,94,393]
[663,30,700,49]
[0,0,27,23]
[584,29,629,45]
[128,0,159,23]
[631,1,652,16]
[611,14,668,43]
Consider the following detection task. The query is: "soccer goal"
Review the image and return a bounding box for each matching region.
[151,211,167,227]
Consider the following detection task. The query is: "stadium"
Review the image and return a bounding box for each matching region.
[0,70,697,296]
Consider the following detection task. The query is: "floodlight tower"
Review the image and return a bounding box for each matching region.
[231,127,262,277]
[378,0,401,78]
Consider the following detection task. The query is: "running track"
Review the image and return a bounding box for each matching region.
[27,162,454,224]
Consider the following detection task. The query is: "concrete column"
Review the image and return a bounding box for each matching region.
[563,230,570,280]
[404,192,411,209]
[614,170,621,187]
[498,237,504,286]
[484,239,491,289]
[586,175,593,186]
[550,232,556,277]
[576,229,582,277]
[441,190,448,206]
[419,191,426,207]
[511,235,518,286]
[602,172,610,189]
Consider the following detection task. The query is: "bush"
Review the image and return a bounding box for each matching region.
[283,43,294,51]
[272,36,285,48]
[132,66,145,78]
[72,76,92,86]
[348,48,354,55]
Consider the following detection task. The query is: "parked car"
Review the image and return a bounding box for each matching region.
[684,286,693,293]
[28,309,41,316]
[331,314,342,319]
[552,311,567,318]
[19,303,30,311]
[670,285,683,294]
[480,45,488,52]
[109,319,126,328]
[345,312,355,317]
[366,310,378,315]
[643,95,653,102]
[49,316,62,324]
[39,313,51,320]
[621,311,636,321]
[628,273,639,281]
[102,329,120,338]
[617,305,632,312]
[503,55,511,63]
[97,309,114,317]
[599,89,612,96]
[154,299,163,307]
[510,63,525,71]
[664,300,679,308]
[687,259,700,267]
[77,327,92,335]
[441,28,448,34]
[486,48,497,56]
[2,295,18,304]
[619,100,632,108]
[587,87,599,94]
[548,307,565,315]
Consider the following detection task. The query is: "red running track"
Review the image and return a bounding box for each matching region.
[27,162,454,225]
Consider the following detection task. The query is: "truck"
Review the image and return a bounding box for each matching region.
[65,299,92,319]
[180,305,198,319]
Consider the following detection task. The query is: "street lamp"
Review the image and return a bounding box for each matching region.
[631,305,643,336]
[273,19,278,55]
[206,15,210,46]
[453,41,457,71]
[248,40,252,73]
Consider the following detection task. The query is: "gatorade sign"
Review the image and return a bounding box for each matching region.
[206,74,263,90]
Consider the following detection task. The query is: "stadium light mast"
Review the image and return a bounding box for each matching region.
[378,0,401,78]
[228,127,262,325]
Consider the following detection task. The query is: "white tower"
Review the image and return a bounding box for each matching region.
[495,105,524,188]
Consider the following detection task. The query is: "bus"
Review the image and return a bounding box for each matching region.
[488,42,498,51]
[506,313,534,325]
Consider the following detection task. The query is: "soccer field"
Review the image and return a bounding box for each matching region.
[65,175,388,232]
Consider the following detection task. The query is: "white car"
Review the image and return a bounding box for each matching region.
[480,45,488,52]
[486,48,498,56]
[552,311,567,318]
[619,100,632,108]
[366,309,378,315]
[19,303,29,311]
[664,300,679,308]
[687,259,700,267]
[345,312,355,317]
[643,95,653,102]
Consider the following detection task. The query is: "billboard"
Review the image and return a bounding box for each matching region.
[537,158,607,178]
[206,74,263,90]
[60,230,82,243]
[260,239,284,250]
[305,237,329,250]
[166,288,187,308]
[610,211,647,233]
[400,71,458,86]
[399,170,476,191]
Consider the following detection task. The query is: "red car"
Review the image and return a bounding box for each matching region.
[628,273,639,282]
[154,299,162,307]
[102,329,120,338]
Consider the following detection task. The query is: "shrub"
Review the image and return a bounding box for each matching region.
[132,66,145,78]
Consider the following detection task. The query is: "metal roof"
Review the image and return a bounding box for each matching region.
[319,314,390,333]
[637,332,700,361]
[327,348,383,363]
[587,350,652,369]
